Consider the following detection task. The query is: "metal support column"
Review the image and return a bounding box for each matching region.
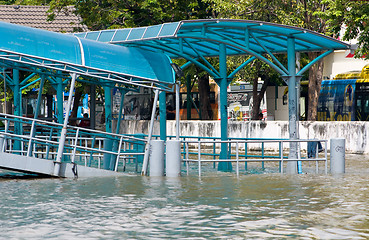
[218,43,232,171]
[103,85,113,170]
[56,77,64,124]
[175,81,180,140]
[104,86,112,133]
[109,89,126,170]
[159,91,166,141]
[34,75,45,119]
[142,89,160,175]
[90,84,96,130]
[286,37,298,174]
[186,75,192,120]
[13,69,21,152]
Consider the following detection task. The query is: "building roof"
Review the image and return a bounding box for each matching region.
[0,4,87,33]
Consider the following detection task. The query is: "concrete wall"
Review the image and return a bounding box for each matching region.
[114,120,369,154]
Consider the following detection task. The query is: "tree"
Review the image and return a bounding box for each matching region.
[49,0,216,120]
[323,0,369,59]
[204,0,290,119]
[49,0,211,29]
[205,0,350,121]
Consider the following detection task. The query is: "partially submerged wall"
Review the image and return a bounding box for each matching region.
[114,120,369,154]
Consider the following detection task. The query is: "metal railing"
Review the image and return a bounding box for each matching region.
[182,138,328,176]
[0,113,147,173]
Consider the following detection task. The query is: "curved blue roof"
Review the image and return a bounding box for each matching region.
[74,19,350,58]
[0,21,175,88]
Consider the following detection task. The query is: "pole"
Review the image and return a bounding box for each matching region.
[54,73,77,176]
[159,91,166,141]
[186,75,192,120]
[218,43,232,171]
[90,84,96,129]
[142,89,160,175]
[3,68,6,114]
[56,77,64,124]
[34,75,45,119]
[104,86,112,133]
[13,69,21,152]
[286,37,298,174]
[175,81,180,140]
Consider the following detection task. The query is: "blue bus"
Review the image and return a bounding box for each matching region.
[317,66,369,121]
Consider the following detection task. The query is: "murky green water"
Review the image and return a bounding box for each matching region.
[0,154,368,239]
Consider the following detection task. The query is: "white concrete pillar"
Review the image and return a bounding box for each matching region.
[166,140,181,177]
[330,138,345,174]
[149,140,165,177]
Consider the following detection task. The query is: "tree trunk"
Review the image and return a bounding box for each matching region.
[307,52,324,121]
[198,73,213,120]
[251,77,269,120]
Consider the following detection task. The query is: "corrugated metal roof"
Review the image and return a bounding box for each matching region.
[0,5,87,33]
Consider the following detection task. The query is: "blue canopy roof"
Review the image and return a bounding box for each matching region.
[74,19,350,58]
[0,21,175,89]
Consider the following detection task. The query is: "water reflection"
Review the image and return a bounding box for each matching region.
[0,154,368,239]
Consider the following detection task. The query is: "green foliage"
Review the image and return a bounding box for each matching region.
[49,0,211,30]
[323,0,369,59]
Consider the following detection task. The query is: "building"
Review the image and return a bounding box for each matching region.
[0,4,86,33]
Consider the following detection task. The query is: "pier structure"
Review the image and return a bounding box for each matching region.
[0,19,350,177]
[0,21,176,177]
[80,19,349,173]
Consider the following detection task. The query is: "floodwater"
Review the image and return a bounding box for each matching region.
[0,154,368,239]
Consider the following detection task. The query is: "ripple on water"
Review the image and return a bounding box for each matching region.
[0,154,368,239]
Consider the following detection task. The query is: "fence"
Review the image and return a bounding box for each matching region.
[181,138,328,176]
[0,113,146,173]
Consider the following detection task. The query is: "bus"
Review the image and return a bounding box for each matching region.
[317,65,369,121]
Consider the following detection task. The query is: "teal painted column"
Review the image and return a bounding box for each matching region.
[103,86,113,170]
[13,69,21,152]
[159,91,166,141]
[104,86,112,133]
[109,89,126,170]
[286,37,298,174]
[186,75,192,120]
[56,77,64,124]
[34,76,45,119]
[218,43,232,171]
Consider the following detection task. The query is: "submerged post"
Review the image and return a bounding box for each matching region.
[330,138,345,174]
[166,140,181,177]
[149,140,165,177]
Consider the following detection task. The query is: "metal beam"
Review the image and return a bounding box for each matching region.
[298,50,334,76]
[228,56,256,79]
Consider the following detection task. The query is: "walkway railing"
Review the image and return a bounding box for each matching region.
[0,113,146,173]
[181,139,328,176]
